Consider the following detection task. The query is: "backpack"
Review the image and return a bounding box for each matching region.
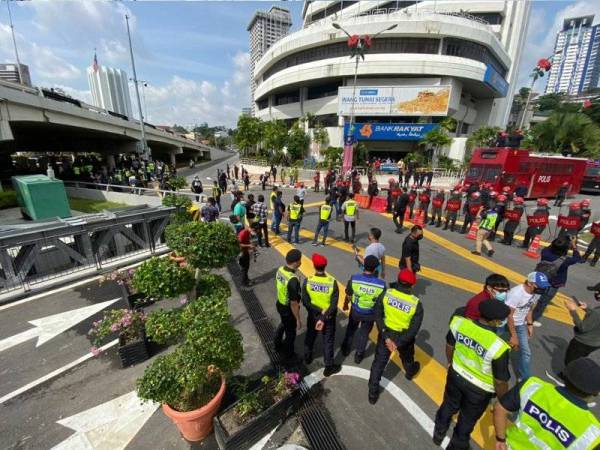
[534,256,565,281]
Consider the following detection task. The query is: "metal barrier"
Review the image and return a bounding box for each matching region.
[0,205,174,295]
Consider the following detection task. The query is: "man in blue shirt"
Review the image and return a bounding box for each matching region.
[272,191,285,235]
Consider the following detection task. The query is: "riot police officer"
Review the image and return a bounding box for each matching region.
[460,192,482,234]
[499,196,524,245]
[444,189,462,231]
[429,189,445,227]
[580,199,592,231]
[408,185,418,219]
[494,357,600,450]
[488,193,506,241]
[554,181,570,207]
[368,269,423,404]
[418,188,431,223]
[558,201,582,239]
[302,253,341,377]
[274,249,303,361]
[341,255,386,364]
[433,300,511,449]
[521,198,550,248]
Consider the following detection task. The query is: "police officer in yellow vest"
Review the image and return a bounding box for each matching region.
[433,300,511,449]
[368,269,423,404]
[302,253,341,377]
[274,249,303,362]
[342,255,386,364]
[312,196,333,246]
[342,192,359,243]
[494,357,600,450]
[287,195,304,244]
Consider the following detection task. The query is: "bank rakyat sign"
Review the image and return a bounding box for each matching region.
[344,123,439,141]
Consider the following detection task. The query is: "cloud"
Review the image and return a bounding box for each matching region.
[232,51,250,86]
[516,1,600,91]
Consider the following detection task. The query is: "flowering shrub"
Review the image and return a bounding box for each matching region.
[132,257,195,300]
[89,309,147,351]
[99,268,136,292]
[347,34,359,48]
[537,58,552,71]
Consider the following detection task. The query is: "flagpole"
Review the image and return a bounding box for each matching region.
[6,0,24,84]
[125,14,149,160]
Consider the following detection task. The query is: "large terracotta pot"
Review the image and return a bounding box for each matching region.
[162,379,226,442]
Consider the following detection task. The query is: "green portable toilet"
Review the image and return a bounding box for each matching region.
[11,175,71,220]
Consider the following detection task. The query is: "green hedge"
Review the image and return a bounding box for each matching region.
[0,191,17,210]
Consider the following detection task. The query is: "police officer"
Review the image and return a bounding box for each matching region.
[341,192,359,243]
[408,185,418,219]
[480,183,491,208]
[580,198,592,231]
[393,187,410,233]
[212,180,223,211]
[460,192,482,234]
[302,253,341,377]
[286,195,304,244]
[429,189,445,227]
[368,269,423,404]
[433,300,511,449]
[559,201,582,239]
[499,196,524,246]
[501,185,512,203]
[418,188,431,223]
[583,221,600,266]
[488,193,506,241]
[444,189,462,232]
[554,181,570,206]
[274,249,303,361]
[494,357,600,450]
[472,206,497,257]
[312,197,332,246]
[521,198,550,248]
[341,255,386,364]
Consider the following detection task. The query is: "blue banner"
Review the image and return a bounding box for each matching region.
[484,65,509,97]
[344,123,438,141]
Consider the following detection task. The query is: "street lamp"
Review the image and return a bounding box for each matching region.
[5,0,24,85]
[131,78,149,122]
[333,22,397,174]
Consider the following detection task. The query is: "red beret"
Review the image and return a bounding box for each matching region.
[312,253,328,269]
[397,269,416,286]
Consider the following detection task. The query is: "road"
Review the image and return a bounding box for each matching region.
[0,175,599,450]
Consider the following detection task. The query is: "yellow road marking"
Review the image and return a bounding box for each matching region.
[268,233,495,449]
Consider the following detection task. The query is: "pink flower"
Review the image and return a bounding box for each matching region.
[179,298,188,305]
[347,34,359,48]
[90,347,102,356]
[583,99,593,109]
[110,323,120,332]
[537,58,552,71]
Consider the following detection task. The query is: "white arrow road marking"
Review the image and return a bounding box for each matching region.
[0,298,120,353]
[304,365,451,448]
[51,391,159,450]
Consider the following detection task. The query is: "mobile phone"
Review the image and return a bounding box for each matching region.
[572,296,584,307]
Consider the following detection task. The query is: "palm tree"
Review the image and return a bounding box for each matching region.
[419,127,453,167]
[530,111,600,157]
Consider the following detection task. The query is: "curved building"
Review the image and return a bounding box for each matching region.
[251,1,531,160]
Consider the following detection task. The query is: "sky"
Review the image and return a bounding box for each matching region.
[0,1,598,129]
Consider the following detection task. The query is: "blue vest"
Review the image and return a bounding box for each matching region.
[350,273,386,314]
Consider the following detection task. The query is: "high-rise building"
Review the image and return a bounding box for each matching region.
[247,6,292,116]
[87,64,133,118]
[545,15,600,95]
[0,63,31,86]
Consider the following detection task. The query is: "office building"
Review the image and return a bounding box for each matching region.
[247,6,292,116]
[545,15,600,95]
[87,65,133,118]
[0,63,31,86]
[252,1,530,161]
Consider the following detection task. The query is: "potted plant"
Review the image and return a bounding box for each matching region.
[137,295,244,441]
[214,372,302,450]
[132,257,195,301]
[100,268,151,309]
[89,308,149,367]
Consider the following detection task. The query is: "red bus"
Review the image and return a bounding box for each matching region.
[582,161,600,193]
[464,148,588,198]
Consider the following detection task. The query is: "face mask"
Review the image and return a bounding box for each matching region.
[416,235,424,241]
[494,291,507,302]
[533,287,547,295]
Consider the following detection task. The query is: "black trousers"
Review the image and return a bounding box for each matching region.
[239,252,250,284]
[430,208,442,225]
[393,209,406,231]
[583,237,600,263]
[419,203,429,223]
[501,220,519,244]
[564,338,599,366]
[444,212,458,231]
[275,303,297,357]
[488,218,503,240]
[342,309,374,356]
[368,334,416,394]
[461,213,475,233]
[344,220,356,241]
[434,369,492,450]
[304,309,336,366]
[256,222,270,247]
[523,226,545,248]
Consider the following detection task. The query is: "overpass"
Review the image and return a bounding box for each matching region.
[0,79,214,166]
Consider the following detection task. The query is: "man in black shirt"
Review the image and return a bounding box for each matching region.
[400,225,423,272]
[274,249,303,362]
[393,187,410,233]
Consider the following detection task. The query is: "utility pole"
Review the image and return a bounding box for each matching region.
[6,0,24,85]
[125,14,150,160]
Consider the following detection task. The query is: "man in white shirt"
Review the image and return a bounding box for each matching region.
[505,272,551,381]
[296,183,307,205]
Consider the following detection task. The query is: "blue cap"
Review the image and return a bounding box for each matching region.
[528,272,551,289]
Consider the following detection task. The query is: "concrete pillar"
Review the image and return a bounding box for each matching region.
[106,154,116,171]
[169,150,176,166]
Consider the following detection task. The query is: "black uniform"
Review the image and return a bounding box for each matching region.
[499,204,524,245]
[558,209,582,239]
[444,193,462,231]
[522,206,550,248]
[274,266,302,359]
[408,189,417,219]
[488,199,505,241]
[583,233,600,266]
[418,191,431,223]
[368,283,423,397]
[429,192,445,227]
[393,192,410,232]
[302,275,339,367]
[554,185,568,206]
[460,199,481,234]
